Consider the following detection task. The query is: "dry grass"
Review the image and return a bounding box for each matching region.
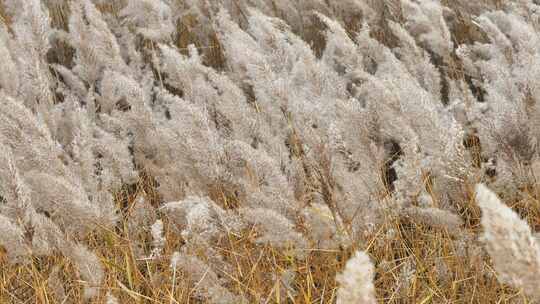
[0,0,538,303]
[1,174,538,303]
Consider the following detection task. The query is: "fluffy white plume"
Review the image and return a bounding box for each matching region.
[476,184,540,301]
[336,251,377,304]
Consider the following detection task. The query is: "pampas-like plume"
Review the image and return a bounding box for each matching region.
[67,243,105,300]
[149,219,165,258]
[0,214,29,263]
[119,0,175,41]
[475,184,540,301]
[402,206,463,232]
[335,250,377,304]
[170,251,246,304]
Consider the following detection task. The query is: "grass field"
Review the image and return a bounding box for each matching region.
[1,0,540,303]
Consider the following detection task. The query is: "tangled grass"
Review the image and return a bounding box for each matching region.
[2,0,540,303]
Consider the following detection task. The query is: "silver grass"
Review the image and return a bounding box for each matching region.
[0,214,29,263]
[119,0,175,41]
[476,184,540,301]
[170,251,247,304]
[2,0,540,301]
[402,206,464,232]
[336,250,377,304]
[67,243,105,300]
